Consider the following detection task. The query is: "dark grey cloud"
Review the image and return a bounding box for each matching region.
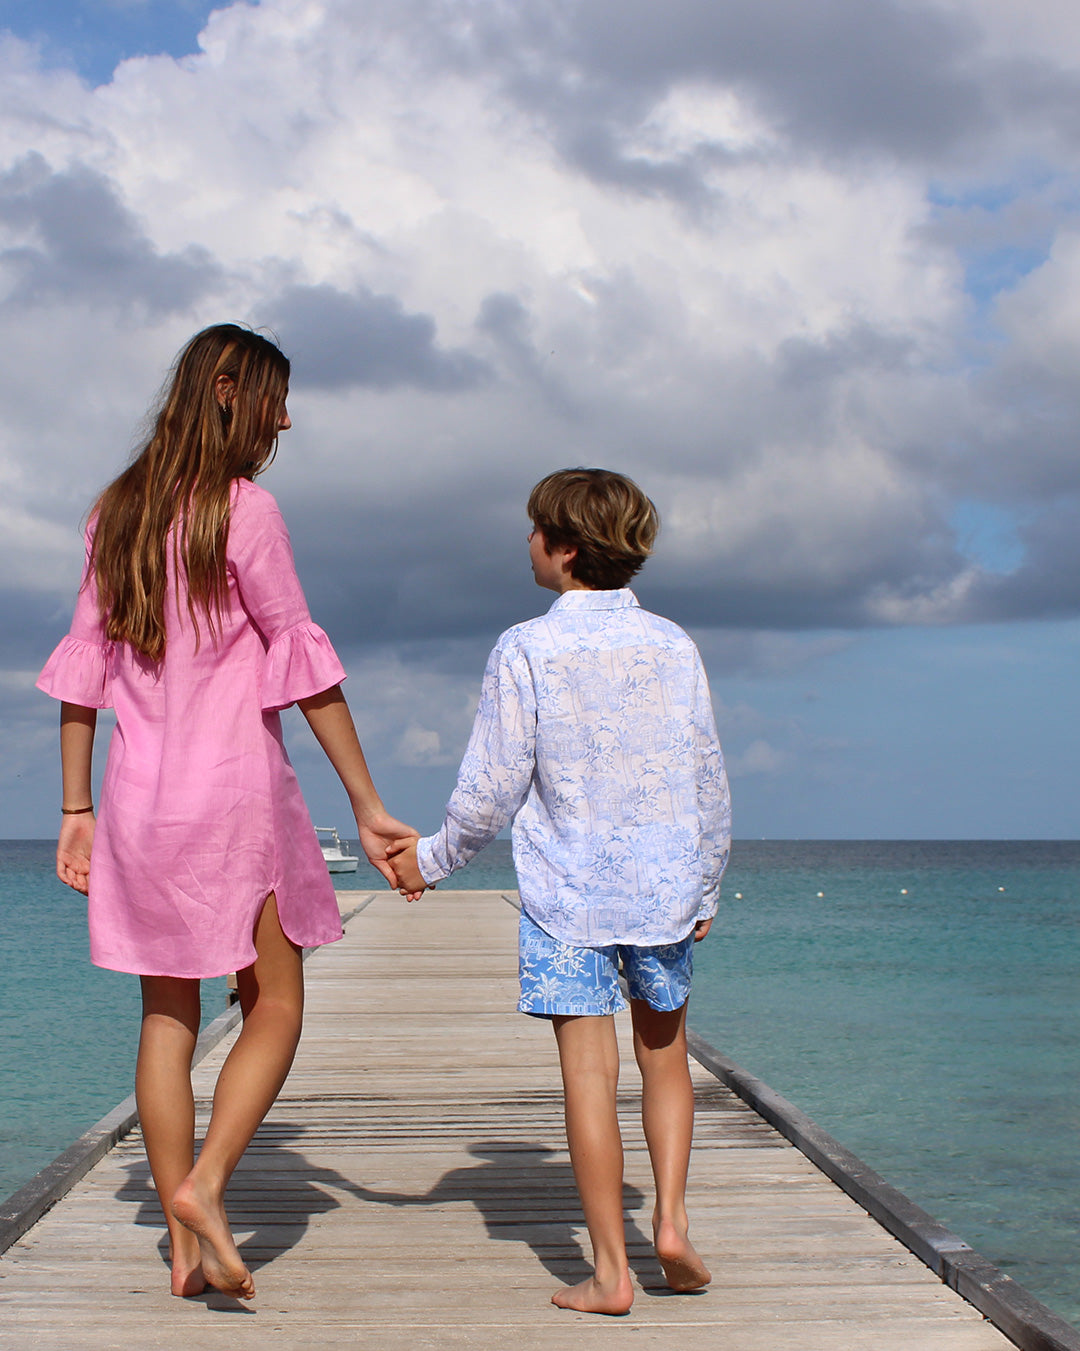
[271,434,950,643]
[930,494,1080,625]
[284,483,533,648]
[282,479,1080,640]
[476,293,534,365]
[0,154,220,313]
[475,292,582,416]
[776,324,918,388]
[643,520,965,631]
[542,120,719,204]
[995,55,1080,152]
[265,283,490,391]
[378,0,1080,200]
[405,0,993,199]
[0,588,79,668]
[970,363,1080,505]
[567,0,987,159]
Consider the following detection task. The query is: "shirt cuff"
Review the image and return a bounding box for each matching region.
[261,622,347,711]
[415,835,451,886]
[696,879,721,921]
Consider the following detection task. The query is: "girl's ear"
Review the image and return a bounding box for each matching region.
[214,373,236,411]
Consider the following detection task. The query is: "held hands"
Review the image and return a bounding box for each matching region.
[355,811,420,887]
[57,814,95,894]
[386,838,430,901]
[354,811,430,901]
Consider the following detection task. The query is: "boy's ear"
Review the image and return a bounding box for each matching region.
[559,544,578,573]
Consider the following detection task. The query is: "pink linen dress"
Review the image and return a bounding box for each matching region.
[37,479,346,979]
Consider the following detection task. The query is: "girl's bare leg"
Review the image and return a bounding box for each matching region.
[550,1015,635,1314]
[136,976,205,1296]
[630,999,710,1291]
[172,893,303,1300]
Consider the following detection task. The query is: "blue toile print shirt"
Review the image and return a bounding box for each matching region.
[416,589,731,947]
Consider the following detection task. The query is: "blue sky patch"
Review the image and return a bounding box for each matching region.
[961,243,1049,310]
[950,500,1025,576]
[0,0,221,86]
[927,181,1020,213]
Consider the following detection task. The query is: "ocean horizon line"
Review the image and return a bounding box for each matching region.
[6,833,1080,844]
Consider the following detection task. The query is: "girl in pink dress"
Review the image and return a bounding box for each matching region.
[37,324,414,1302]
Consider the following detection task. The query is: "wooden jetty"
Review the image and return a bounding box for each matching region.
[0,891,1071,1349]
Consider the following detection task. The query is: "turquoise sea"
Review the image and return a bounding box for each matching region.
[2,838,1078,1329]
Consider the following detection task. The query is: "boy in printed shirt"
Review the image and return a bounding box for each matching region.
[390,468,730,1315]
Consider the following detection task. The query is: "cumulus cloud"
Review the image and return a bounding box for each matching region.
[1,0,1077,642]
[3,0,1080,833]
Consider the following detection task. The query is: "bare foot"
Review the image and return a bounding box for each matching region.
[654,1216,711,1292]
[551,1269,634,1315]
[168,1231,207,1297]
[171,1175,254,1300]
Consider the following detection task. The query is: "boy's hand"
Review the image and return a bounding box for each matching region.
[57,813,95,894]
[386,838,430,901]
[355,812,419,887]
[693,916,713,941]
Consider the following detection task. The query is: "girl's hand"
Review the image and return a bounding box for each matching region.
[57,814,95,894]
[355,812,420,887]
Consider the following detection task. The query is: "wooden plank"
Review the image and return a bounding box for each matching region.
[0,892,1025,1349]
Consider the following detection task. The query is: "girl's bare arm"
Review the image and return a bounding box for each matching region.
[57,702,97,894]
[296,685,419,888]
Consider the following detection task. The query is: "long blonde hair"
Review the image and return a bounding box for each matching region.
[90,324,290,661]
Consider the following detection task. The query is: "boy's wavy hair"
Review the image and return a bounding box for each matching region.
[89,324,290,662]
[527,468,659,590]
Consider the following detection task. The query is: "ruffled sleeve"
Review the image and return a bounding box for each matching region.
[261,621,347,713]
[228,480,347,711]
[37,634,113,709]
[36,534,114,709]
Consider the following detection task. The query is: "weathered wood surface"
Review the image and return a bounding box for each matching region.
[1,890,1015,1349]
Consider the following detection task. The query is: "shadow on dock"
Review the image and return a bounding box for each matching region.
[114,1128,663,1291]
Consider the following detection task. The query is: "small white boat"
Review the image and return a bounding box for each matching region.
[315,826,359,873]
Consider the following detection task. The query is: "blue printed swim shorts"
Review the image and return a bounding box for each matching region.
[517,909,694,1018]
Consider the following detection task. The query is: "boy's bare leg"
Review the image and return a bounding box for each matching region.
[630,999,711,1291]
[550,1014,635,1314]
[136,975,205,1296]
[172,893,303,1300]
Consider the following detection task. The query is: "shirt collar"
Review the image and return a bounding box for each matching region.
[548,588,640,613]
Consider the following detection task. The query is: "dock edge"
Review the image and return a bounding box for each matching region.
[687,1029,1080,1351]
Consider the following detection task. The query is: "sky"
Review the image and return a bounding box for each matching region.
[2,0,1079,840]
